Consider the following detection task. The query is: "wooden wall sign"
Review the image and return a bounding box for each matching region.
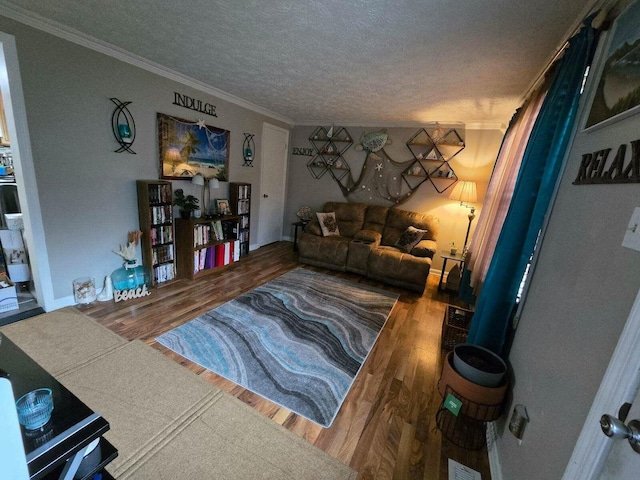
[573,139,640,185]
[114,284,151,303]
[292,147,314,156]
[173,92,217,117]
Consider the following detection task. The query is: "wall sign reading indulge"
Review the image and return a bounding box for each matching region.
[173,92,217,117]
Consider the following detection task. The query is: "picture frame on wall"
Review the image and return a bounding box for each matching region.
[215,199,231,215]
[158,112,229,180]
[584,1,640,130]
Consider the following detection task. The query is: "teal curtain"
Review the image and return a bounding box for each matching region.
[466,17,598,354]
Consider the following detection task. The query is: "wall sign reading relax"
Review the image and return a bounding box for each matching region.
[172,92,217,117]
[573,139,640,185]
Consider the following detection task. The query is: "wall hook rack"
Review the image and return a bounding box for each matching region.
[110,98,136,154]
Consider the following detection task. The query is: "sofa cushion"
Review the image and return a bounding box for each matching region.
[297,233,350,271]
[394,226,427,253]
[316,212,340,236]
[354,230,382,245]
[323,202,367,238]
[362,205,389,234]
[305,221,322,236]
[411,239,437,258]
[368,246,432,292]
[381,208,438,246]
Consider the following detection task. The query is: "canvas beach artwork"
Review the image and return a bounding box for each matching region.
[158,112,229,180]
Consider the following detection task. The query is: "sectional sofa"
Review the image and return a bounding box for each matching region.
[298,202,438,293]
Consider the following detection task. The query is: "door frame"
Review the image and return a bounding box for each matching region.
[0,32,54,311]
[257,122,289,248]
[563,285,640,478]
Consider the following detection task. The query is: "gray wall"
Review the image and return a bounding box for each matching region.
[285,126,504,273]
[494,37,640,478]
[0,16,289,303]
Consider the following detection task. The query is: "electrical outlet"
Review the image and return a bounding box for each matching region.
[509,404,529,441]
[622,207,640,252]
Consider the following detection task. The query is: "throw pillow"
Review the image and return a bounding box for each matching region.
[316,212,340,237]
[394,226,427,253]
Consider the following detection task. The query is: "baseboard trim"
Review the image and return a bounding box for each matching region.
[486,422,503,480]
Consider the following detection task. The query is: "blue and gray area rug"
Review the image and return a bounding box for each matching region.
[156,268,398,427]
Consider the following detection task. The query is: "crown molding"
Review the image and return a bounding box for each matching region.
[0,3,295,126]
[295,120,507,131]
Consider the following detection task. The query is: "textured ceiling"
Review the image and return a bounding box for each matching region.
[0,0,596,126]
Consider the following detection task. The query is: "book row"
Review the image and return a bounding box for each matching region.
[194,240,240,275]
[237,184,250,200]
[154,263,175,284]
[152,244,174,265]
[147,183,172,204]
[150,225,173,246]
[150,205,172,225]
[237,199,250,214]
[193,220,238,247]
[237,229,249,243]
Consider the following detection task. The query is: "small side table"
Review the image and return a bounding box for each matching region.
[438,251,465,291]
[292,221,307,252]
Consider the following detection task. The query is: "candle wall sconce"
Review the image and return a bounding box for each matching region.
[243,133,255,167]
[110,98,136,154]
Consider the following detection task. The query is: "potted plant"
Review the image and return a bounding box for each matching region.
[173,189,199,219]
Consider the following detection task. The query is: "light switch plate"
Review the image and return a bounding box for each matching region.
[622,207,640,252]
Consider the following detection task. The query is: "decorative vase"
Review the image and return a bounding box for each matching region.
[73,277,97,304]
[111,260,149,291]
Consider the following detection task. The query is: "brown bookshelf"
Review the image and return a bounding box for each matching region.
[229,182,251,257]
[136,180,176,286]
[175,216,242,280]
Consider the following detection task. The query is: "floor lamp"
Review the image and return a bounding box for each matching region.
[448,180,478,252]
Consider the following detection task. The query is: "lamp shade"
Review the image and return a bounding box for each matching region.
[191,173,205,186]
[448,180,478,205]
[209,178,220,189]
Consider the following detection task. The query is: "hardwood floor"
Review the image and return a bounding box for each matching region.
[81,242,491,480]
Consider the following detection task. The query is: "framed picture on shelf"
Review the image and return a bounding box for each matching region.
[215,199,231,215]
[158,112,229,180]
[584,1,640,130]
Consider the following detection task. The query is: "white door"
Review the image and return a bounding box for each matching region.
[563,287,640,479]
[599,391,640,479]
[257,123,288,247]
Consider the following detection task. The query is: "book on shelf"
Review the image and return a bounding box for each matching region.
[213,220,224,241]
[154,263,175,283]
[241,185,250,199]
[151,225,173,246]
[148,183,172,204]
[151,205,172,225]
[192,241,238,275]
[237,199,250,214]
[193,223,212,247]
[152,244,174,265]
[233,240,240,262]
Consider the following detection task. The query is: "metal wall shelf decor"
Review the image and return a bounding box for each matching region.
[243,133,255,167]
[307,126,353,181]
[306,124,465,205]
[110,98,136,154]
[404,126,465,193]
